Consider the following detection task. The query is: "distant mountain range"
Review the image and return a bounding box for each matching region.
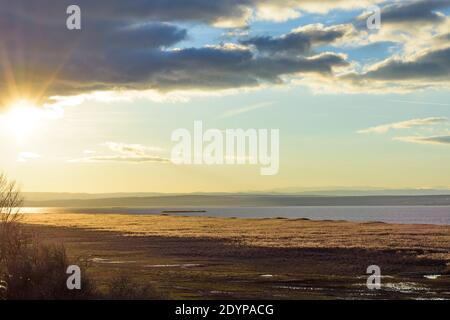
[266,187,450,196]
[22,192,450,207]
[22,188,450,202]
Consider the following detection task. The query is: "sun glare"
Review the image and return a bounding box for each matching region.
[4,99,41,140]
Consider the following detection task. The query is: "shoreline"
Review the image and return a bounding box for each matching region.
[20,206,450,225]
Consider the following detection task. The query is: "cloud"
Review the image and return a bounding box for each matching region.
[3,0,382,27]
[340,47,450,92]
[358,117,448,134]
[357,0,450,27]
[2,0,253,28]
[70,142,168,163]
[220,101,273,118]
[103,142,162,155]
[241,24,354,56]
[255,5,301,22]
[361,47,450,81]
[17,152,41,162]
[145,50,347,90]
[388,100,450,106]
[256,0,383,16]
[436,32,450,43]
[348,1,450,69]
[1,0,449,106]
[44,47,347,99]
[72,155,170,163]
[394,135,450,145]
[0,14,189,108]
[0,0,352,110]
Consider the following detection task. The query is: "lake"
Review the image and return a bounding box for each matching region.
[20,205,450,225]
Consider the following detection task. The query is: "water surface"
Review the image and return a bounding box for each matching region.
[21,205,450,225]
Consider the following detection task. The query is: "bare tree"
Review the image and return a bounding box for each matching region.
[0,174,23,225]
[0,174,24,264]
[0,174,99,299]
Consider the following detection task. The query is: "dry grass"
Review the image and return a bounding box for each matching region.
[23,214,450,261]
[20,214,450,299]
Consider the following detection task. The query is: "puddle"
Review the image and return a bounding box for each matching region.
[90,257,133,264]
[260,274,274,278]
[274,285,324,291]
[424,275,441,280]
[209,290,230,295]
[384,282,428,293]
[356,275,394,279]
[146,263,203,268]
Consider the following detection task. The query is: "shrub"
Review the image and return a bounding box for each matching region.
[0,173,161,300]
[107,273,162,300]
[0,174,96,299]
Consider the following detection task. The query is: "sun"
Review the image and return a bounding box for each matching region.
[4,99,41,140]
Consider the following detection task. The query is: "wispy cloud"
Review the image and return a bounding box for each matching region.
[70,142,168,163]
[220,102,273,118]
[103,142,163,155]
[394,135,450,145]
[17,152,41,162]
[358,117,448,134]
[71,155,170,163]
[389,100,450,106]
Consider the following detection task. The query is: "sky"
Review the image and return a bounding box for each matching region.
[0,0,449,193]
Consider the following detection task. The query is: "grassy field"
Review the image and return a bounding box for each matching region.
[22,213,450,299]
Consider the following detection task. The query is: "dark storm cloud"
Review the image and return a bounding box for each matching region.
[49,48,348,93]
[141,50,348,90]
[1,0,255,25]
[344,0,450,90]
[3,0,380,26]
[380,0,450,24]
[2,0,449,106]
[240,25,351,55]
[0,3,189,105]
[358,47,450,81]
[0,0,351,107]
[356,0,450,27]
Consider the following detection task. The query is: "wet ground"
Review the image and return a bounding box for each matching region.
[25,224,450,300]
